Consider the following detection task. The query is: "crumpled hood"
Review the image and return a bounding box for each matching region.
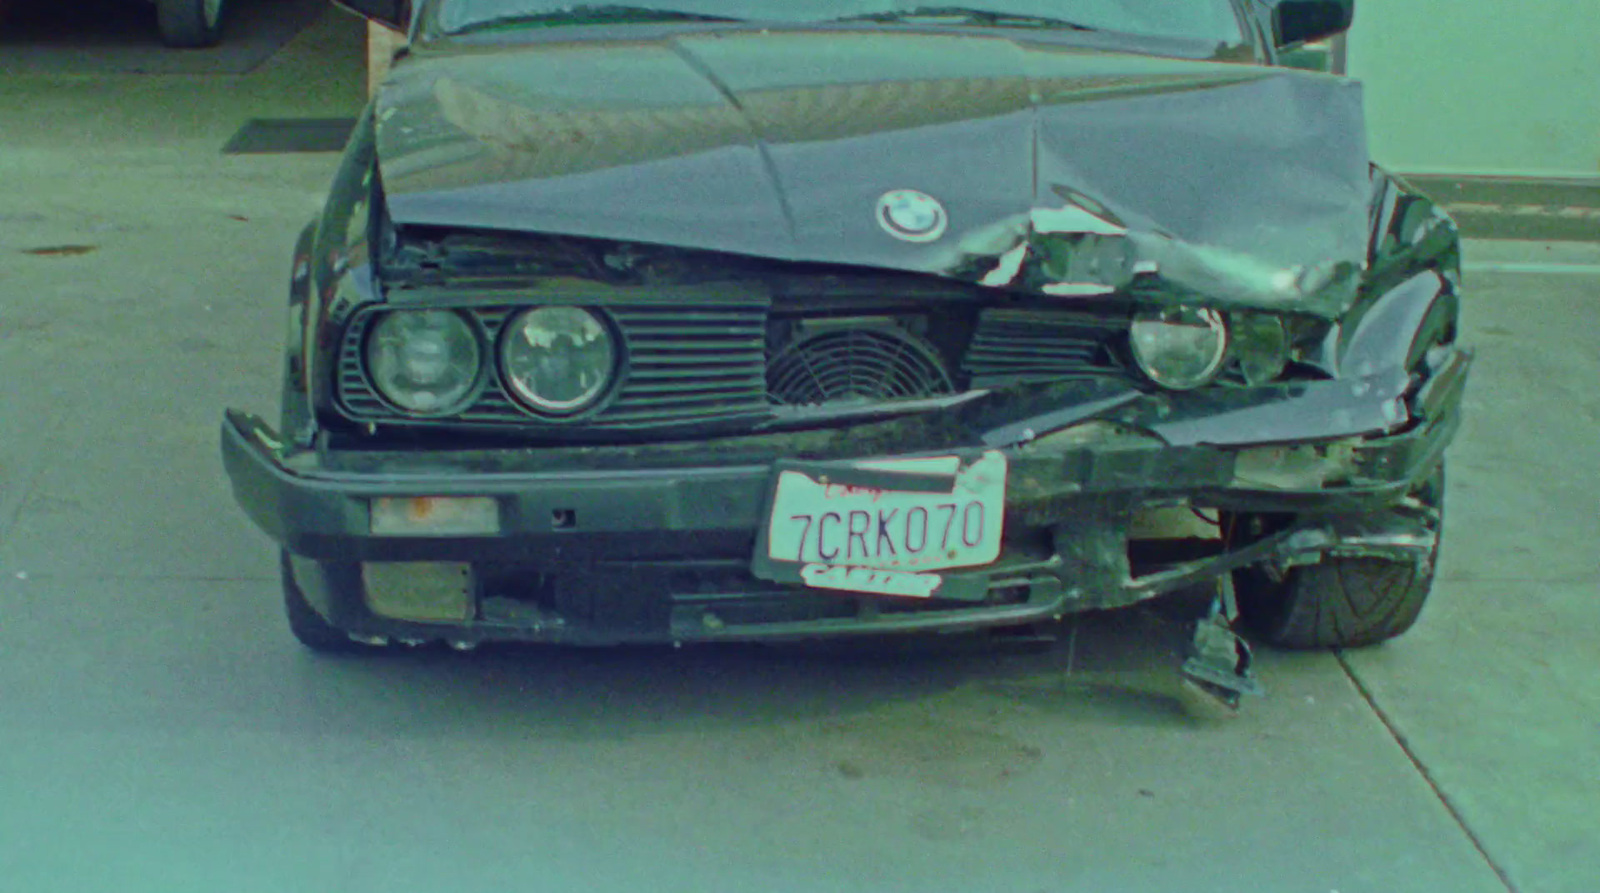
[376,29,1372,315]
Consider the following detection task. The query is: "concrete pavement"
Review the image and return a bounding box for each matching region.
[2,9,1596,893]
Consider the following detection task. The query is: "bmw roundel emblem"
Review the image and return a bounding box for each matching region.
[875,189,948,243]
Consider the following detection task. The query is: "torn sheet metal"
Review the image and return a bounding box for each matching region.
[374,29,1371,317]
[1140,367,1413,447]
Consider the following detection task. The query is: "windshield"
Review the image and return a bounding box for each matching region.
[426,1,1244,45]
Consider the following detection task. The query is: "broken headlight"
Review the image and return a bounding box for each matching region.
[366,310,482,414]
[1229,313,1290,385]
[1130,306,1229,390]
[499,307,617,416]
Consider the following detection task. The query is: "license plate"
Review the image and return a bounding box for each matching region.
[754,451,1007,599]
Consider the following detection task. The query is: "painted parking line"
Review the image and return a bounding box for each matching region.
[1441,198,1600,242]
[1444,202,1600,221]
[1463,262,1600,275]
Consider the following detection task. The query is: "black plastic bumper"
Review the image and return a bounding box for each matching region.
[221,349,1470,644]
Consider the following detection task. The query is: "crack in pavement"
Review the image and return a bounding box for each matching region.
[1462,263,1600,275]
[0,413,67,549]
[1337,649,1521,893]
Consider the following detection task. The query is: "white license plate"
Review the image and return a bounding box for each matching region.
[763,452,1007,595]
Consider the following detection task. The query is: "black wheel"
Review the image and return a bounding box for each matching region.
[156,0,227,48]
[281,551,376,654]
[1235,466,1444,650]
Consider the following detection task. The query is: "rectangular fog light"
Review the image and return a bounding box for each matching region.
[370,496,500,536]
[361,562,474,623]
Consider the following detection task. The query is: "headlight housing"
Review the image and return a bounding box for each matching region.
[1130,305,1229,390]
[365,310,482,414]
[499,307,617,416]
[1230,313,1289,386]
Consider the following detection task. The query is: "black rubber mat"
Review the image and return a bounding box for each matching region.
[223,117,358,154]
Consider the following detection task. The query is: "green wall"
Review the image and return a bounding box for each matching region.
[1345,0,1600,177]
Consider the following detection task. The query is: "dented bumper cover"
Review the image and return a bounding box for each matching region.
[220,346,1470,645]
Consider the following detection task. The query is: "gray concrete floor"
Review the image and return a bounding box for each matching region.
[2,10,1597,893]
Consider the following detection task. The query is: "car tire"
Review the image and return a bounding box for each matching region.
[281,551,376,654]
[1234,466,1444,650]
[156,0,227,48]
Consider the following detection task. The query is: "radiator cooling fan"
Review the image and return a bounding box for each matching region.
[766,325,955,406]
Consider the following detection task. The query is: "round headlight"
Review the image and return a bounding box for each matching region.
[365,310,482,414]
[1130,305,1229,391]
[499,307,617,416]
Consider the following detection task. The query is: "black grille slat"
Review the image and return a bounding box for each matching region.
[597,404,768,422]
[968,349,1106,361]
[614,390,765,406]
[627,368,765,380]
[975,341,1102,355]
[630,341,764,353]
[622,381,766,396]
[962,309,1124,387]
[630,346,764,355]
[625,354,766,367]
[602,405,767,421]
[613,319,761,327]
[612,314,753,321]
[598,412,768,427]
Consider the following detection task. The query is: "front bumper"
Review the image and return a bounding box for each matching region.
[222,348,1470,645]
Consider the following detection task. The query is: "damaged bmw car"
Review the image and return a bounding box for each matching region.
[222,0,1471,705]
